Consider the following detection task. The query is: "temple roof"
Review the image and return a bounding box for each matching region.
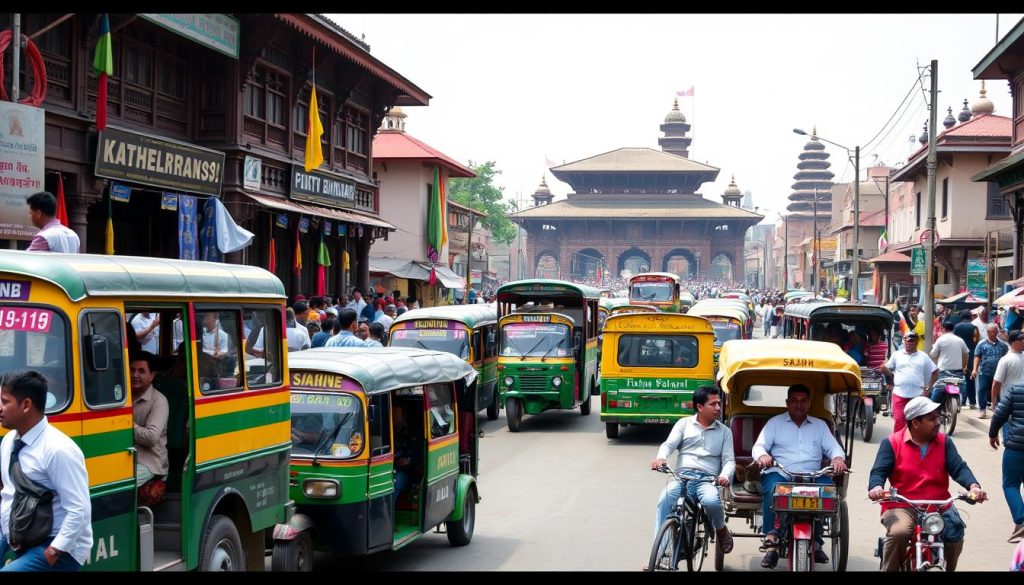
[510,197,763,221]
[551,147,719,174]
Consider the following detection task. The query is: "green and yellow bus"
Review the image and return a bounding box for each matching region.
[496,279,601,432]
[0,250,291,571]
[599,313,715,439]
[628,272,683,313]
[388,303,499,420]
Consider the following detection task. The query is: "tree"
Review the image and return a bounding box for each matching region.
[448,161,517,244]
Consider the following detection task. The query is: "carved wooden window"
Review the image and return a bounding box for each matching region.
[23,14,72,105]
[243,65,291,147]
[988,182,1010,219]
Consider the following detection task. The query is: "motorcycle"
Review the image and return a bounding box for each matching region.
[931,374,963,436]
[872,488,978,571]
[766,462,848,572]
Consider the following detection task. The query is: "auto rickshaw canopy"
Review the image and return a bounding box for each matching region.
[717,339,863,399]
[289,347,477,395]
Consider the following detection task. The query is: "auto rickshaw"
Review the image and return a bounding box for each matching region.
[691,299,754,338]
[599,313,714,438]
[272,347,480,569]
[716,339,859,572]
[685,305,748,367]
[628,272,683,313]
[679,291,696,313]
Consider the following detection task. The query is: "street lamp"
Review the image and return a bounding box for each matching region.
[794,128,860,301]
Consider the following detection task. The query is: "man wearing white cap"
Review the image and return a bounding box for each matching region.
[868,396,986,571]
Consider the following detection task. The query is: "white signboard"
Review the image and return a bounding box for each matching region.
[243,156,262,191]
[0,102,44,240]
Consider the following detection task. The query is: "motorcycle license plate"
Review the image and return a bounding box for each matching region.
[790,497,821,510]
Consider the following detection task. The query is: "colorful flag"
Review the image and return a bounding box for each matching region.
[55,173,69,226]
[93,14,113,131]
[316,237,331,297]
[426,166,443,263]
[268,236,276,273]
[342,249,350,271]
[439,167,448,249]
[104,190,114,255]
[676,86,694,97]
[293,227,303,275]
[303,48,324,172]
[878,228,889,251]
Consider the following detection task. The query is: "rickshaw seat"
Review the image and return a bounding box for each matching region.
[729,414,770,466]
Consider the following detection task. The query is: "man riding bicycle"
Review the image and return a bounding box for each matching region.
[752,384,848,569]
[868,396,987,571]
[650,386,735,555]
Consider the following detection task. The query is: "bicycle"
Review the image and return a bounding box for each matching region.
[647,464,717,572]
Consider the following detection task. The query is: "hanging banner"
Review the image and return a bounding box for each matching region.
[110,182,132,202]
[199,197,222,262]
[298,216,310,234]
[967,258,988,299]
[275,213,289,229]
[243,155,261,191]
[161,193,178,211]
[0,101,44,239]
[337,223,347,237]
[178,194,198,260]
[324,221,332,237]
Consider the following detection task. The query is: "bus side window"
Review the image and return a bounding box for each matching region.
[485,326,497,358]
[426,383,456,438]
[81,310,127,408]
[369,393,392,457]
[243,308,283,388]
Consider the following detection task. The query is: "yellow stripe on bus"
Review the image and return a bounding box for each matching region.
[86,451,134,486]
[195,421,290,464]
[195,390,289,418]
[82,413,133,435]
[428,435,458,452]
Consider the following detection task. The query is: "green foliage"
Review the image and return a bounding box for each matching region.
[448,161,517,244]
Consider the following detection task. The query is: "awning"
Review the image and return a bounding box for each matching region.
[370,257,465,288]
[243,192,396,230]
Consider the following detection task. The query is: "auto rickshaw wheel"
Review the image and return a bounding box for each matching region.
[486,396,500,421]
[446,488,476,546]
[199,514,245,571]
[605,422,619,439]
[859,400,874,442]
[271,532,312,571]
[506,398,523,432]
[580,395,592,416]
[831,500,849,572]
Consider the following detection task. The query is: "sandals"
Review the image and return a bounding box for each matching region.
[716,528,734,554]
[760,535,779,569]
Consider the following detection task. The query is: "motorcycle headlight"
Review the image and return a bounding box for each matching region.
[552,376,562,387]
[504,376,514,386]
[922,512,944,535]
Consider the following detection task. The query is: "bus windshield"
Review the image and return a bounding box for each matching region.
[630,282,674,302]
[0,306,69,412]
[289,392,364,459]
[710,320,742,346]
[390,328,469,359]
[500,323,570,357]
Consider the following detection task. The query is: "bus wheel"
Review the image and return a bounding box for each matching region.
[199,515,245,571]
[605,422,619,439]
[446,488,476,546]
[506,398,523,432]
[271,532,312,571]
[580,395,592,416]
[486,396,500,421]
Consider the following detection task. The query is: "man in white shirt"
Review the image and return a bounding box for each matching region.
[25,192,80,254]
[0,370,92,570]
[346,288,367,316]
[650,387,735,557]
[877,331,939,434]
[973,307,990,344]
[929,319,969,404]
[375,304,397,331]
[752,384,847,568]
[200,312,230,357]
[131,312,160,354]
[993,330,1024,405]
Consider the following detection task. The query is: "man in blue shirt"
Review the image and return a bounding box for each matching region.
[752,384,847,569]
[324,310,366,348]
[974,322,1009,418]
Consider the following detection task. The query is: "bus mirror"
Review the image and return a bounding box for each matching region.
[87,335,111,371]
[368,404,377,423]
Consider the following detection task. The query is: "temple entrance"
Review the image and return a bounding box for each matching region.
[617,248,651,279]
[663,249,697,279]
[709,253,734,282]
[571,248,605,282]
[536,252,559,279]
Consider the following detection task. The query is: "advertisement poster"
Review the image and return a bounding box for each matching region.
[0,102,44,239]
[967,258,987,299]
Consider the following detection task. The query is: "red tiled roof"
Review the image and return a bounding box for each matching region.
[942,113,1012,137]
[867,251,911,263]
[373,131,475,178]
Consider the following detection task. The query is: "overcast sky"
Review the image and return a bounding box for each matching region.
[329,13,1023,222]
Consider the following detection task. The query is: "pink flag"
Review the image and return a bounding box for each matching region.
[676,86,694,97]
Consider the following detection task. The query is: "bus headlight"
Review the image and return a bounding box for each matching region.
[552,376,562,387]
[303,479,340,499]
[504,376,514,386]
[922,512,944,535]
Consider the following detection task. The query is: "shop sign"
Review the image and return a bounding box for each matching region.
[139,14,240,59]
[243,156,261,191]
[911,247,926,276]
[0,101,44,239]
[290,165,355,208]
[95,127,224,196]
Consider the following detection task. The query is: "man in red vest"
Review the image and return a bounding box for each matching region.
[867,396,987,571]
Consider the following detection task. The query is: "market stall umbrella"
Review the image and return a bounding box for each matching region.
[994,286,1024,306]
[1002,296,1024,309]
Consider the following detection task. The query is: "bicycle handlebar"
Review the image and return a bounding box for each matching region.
[772,461,848,479]
[875,488,977,507]
[655,463,719,483]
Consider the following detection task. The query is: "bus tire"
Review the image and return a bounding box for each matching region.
[271,532,312,571]
[199,514,245,571]
[486,396,500,421]
[605,422,619,439]
[580,395,592,416]
[506,398,523,432]
[446,487,476,546]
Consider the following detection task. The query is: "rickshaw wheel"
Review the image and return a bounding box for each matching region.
[199,515,244,571]
[580,395,592,416]
[506,398,523,432]
[446,489,476,546]
[858,400,874,442]
[831,500,849,572]
[605,422,619,439]
[486,396,500,421]
[271,532,312,571]
[714,534,725,571]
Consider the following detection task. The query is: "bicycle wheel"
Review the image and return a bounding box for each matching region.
[688,508,710,572]
[649,517,681,571]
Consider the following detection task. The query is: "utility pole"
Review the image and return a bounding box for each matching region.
[783,214,789,289]
[11,15,21,102]
[851,146,861,301]
[923,59,939,350]
[465,197,475,303]
[813,188,819,295]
